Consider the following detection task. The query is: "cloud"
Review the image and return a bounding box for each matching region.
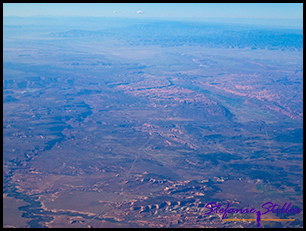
[136,10,144,14]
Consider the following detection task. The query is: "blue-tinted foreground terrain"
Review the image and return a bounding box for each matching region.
[3,17,303,228]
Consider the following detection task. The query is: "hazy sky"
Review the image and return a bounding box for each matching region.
[3,3,303,28]
[3,3,302,18]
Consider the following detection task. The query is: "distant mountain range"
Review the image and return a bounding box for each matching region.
[50,21,303,50]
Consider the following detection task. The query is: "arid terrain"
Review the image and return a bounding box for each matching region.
[3,17,303,228]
